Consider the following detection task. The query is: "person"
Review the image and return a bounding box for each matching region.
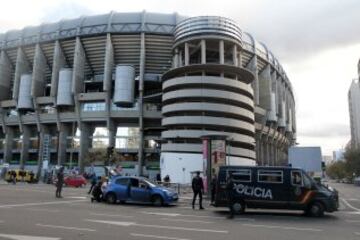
[55,167,64,198]
[88,173,97,194]
[156,173,161,184]
[210,173,217,205]
[11,170,17,185]
[29,171,35,183]
[91,181,103,203]
[226,173,235,219]
[163,175,170,187]
[192,171,204,210]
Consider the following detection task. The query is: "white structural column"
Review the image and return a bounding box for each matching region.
[57,123,71,166]
[219,40,224,64]
[248,55,259,105]
[103,33,115,150]
[201,40,206,64]
[258,64,272,111]
[232,45,238,66]
[184,43,189,66]
[20,125,30,169]
[50,41,66,98]
[12,48,30,100]
[79,124,94,172]
[0,51,13,100]
[3,127,14,163]
[173,48,179,68]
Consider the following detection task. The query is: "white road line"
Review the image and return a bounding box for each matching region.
[346,220,360,223]
[130,233,191,240]
[0,233,61,240]
[354,232,360,236]
[242,224,323,232]
[85,219,228,233]
[160,218,213,224]
[341,198,360,212]
[89,212,134,218]
[141,211,180,217]
[141,211,255,221]
[36,223,96,232]
[26,208,60,213]
[0,199,87,208]
[68,196,87,199]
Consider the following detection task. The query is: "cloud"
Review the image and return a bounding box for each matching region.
[300,123,350,138]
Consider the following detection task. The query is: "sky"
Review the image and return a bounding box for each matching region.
[0,0,359,155]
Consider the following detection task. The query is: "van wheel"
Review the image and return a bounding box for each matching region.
[307,202,324,217]
[232,201,245,214]
[152,195,164,206]
[106,193,117,204]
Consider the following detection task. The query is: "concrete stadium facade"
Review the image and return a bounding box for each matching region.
[0,12,296,183]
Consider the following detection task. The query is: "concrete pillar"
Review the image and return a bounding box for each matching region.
[178,50,183,67]
[50,41,66,98]
[173,48,179,68]
[57,124,71,166]
[72,37,85,95]
[31,44,47,98]
[103,34,114,93]
[259,64,272,111]
[0,51,13,100]
[184,43,189,66]
[37,126,50,178]
[79,123,93,173]
[219,40,224,64]
[201,40,206,64]
[108,120,116,149]
[20,126,31,169]
[248,55,259,105]
[232,45,238,66]
[13,48,31,100]
[4,127,14,163]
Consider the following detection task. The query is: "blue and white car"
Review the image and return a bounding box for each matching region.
[103,176,178,206]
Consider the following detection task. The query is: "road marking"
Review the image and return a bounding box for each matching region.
[67,196,87,199]
[85,219,228,233]
[26,208,60,213]
[0,199,87,208]
[89,213,134,218]
[141,211,255,221]
[160,218,213,224]
[347,198,359,201]
[0,233,60,240]
[341,198,360,212]
[242,224,323,232]
[130,233,191,240]
[141,211,180,217]
[355,232,360,236]
[36,223,96,232]
[346,220,360,223]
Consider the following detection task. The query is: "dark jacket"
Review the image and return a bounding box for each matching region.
[57,171,64,186]
[192,176,204,192]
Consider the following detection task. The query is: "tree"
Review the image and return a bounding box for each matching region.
[83,148,123,166]
[343,147,360,178]
[326,161,347,180]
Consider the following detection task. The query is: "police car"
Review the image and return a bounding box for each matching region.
[214,166,339,217]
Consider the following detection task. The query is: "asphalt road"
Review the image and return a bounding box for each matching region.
[0,181,359,240]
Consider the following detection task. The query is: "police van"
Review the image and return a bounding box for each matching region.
[214,166,339,217]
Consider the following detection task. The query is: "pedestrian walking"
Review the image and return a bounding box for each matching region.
[11,170,16,184]
[226,173,235,219]
[88,173,97,194]
[192,171,204,210]
[55,167,64,198]
[91,181,103,203]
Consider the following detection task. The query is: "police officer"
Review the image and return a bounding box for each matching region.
[226,173,235,218]
[55,167,64,198]
[192,171,204,210]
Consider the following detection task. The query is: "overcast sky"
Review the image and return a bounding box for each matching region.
[1,0,359,155]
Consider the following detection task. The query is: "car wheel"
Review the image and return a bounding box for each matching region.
[307,202,324,217]
[152,195,164,207]
[231,200,245,214]
[106,193,117,204]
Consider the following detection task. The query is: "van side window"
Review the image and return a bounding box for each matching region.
[228,169,251,182]
[258,170,283,183]
[291,171,303,186]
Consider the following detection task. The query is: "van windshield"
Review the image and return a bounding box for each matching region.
[302,172,314,189]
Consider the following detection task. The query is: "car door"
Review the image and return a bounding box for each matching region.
[113,178,130,201]
[130,178,151,203]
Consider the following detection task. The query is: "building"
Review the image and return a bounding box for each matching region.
[288,147,322,175]
[0,12,296,183]
[332,149,345,162]
[348,60,360,149]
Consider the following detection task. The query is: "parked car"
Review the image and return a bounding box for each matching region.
[103,176,178,206]
[214,166,339,217]
[64,175,87,188]
[354,177,360,186]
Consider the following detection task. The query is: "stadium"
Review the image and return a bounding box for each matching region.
[0,12,296,183]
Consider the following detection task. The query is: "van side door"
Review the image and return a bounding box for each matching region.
[288,170,312,209]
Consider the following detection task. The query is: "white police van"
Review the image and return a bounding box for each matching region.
[214,166,339,217]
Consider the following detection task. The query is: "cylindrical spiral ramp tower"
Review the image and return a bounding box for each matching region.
[160,16,256,182]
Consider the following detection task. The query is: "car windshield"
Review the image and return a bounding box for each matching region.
[143,179,158,188]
